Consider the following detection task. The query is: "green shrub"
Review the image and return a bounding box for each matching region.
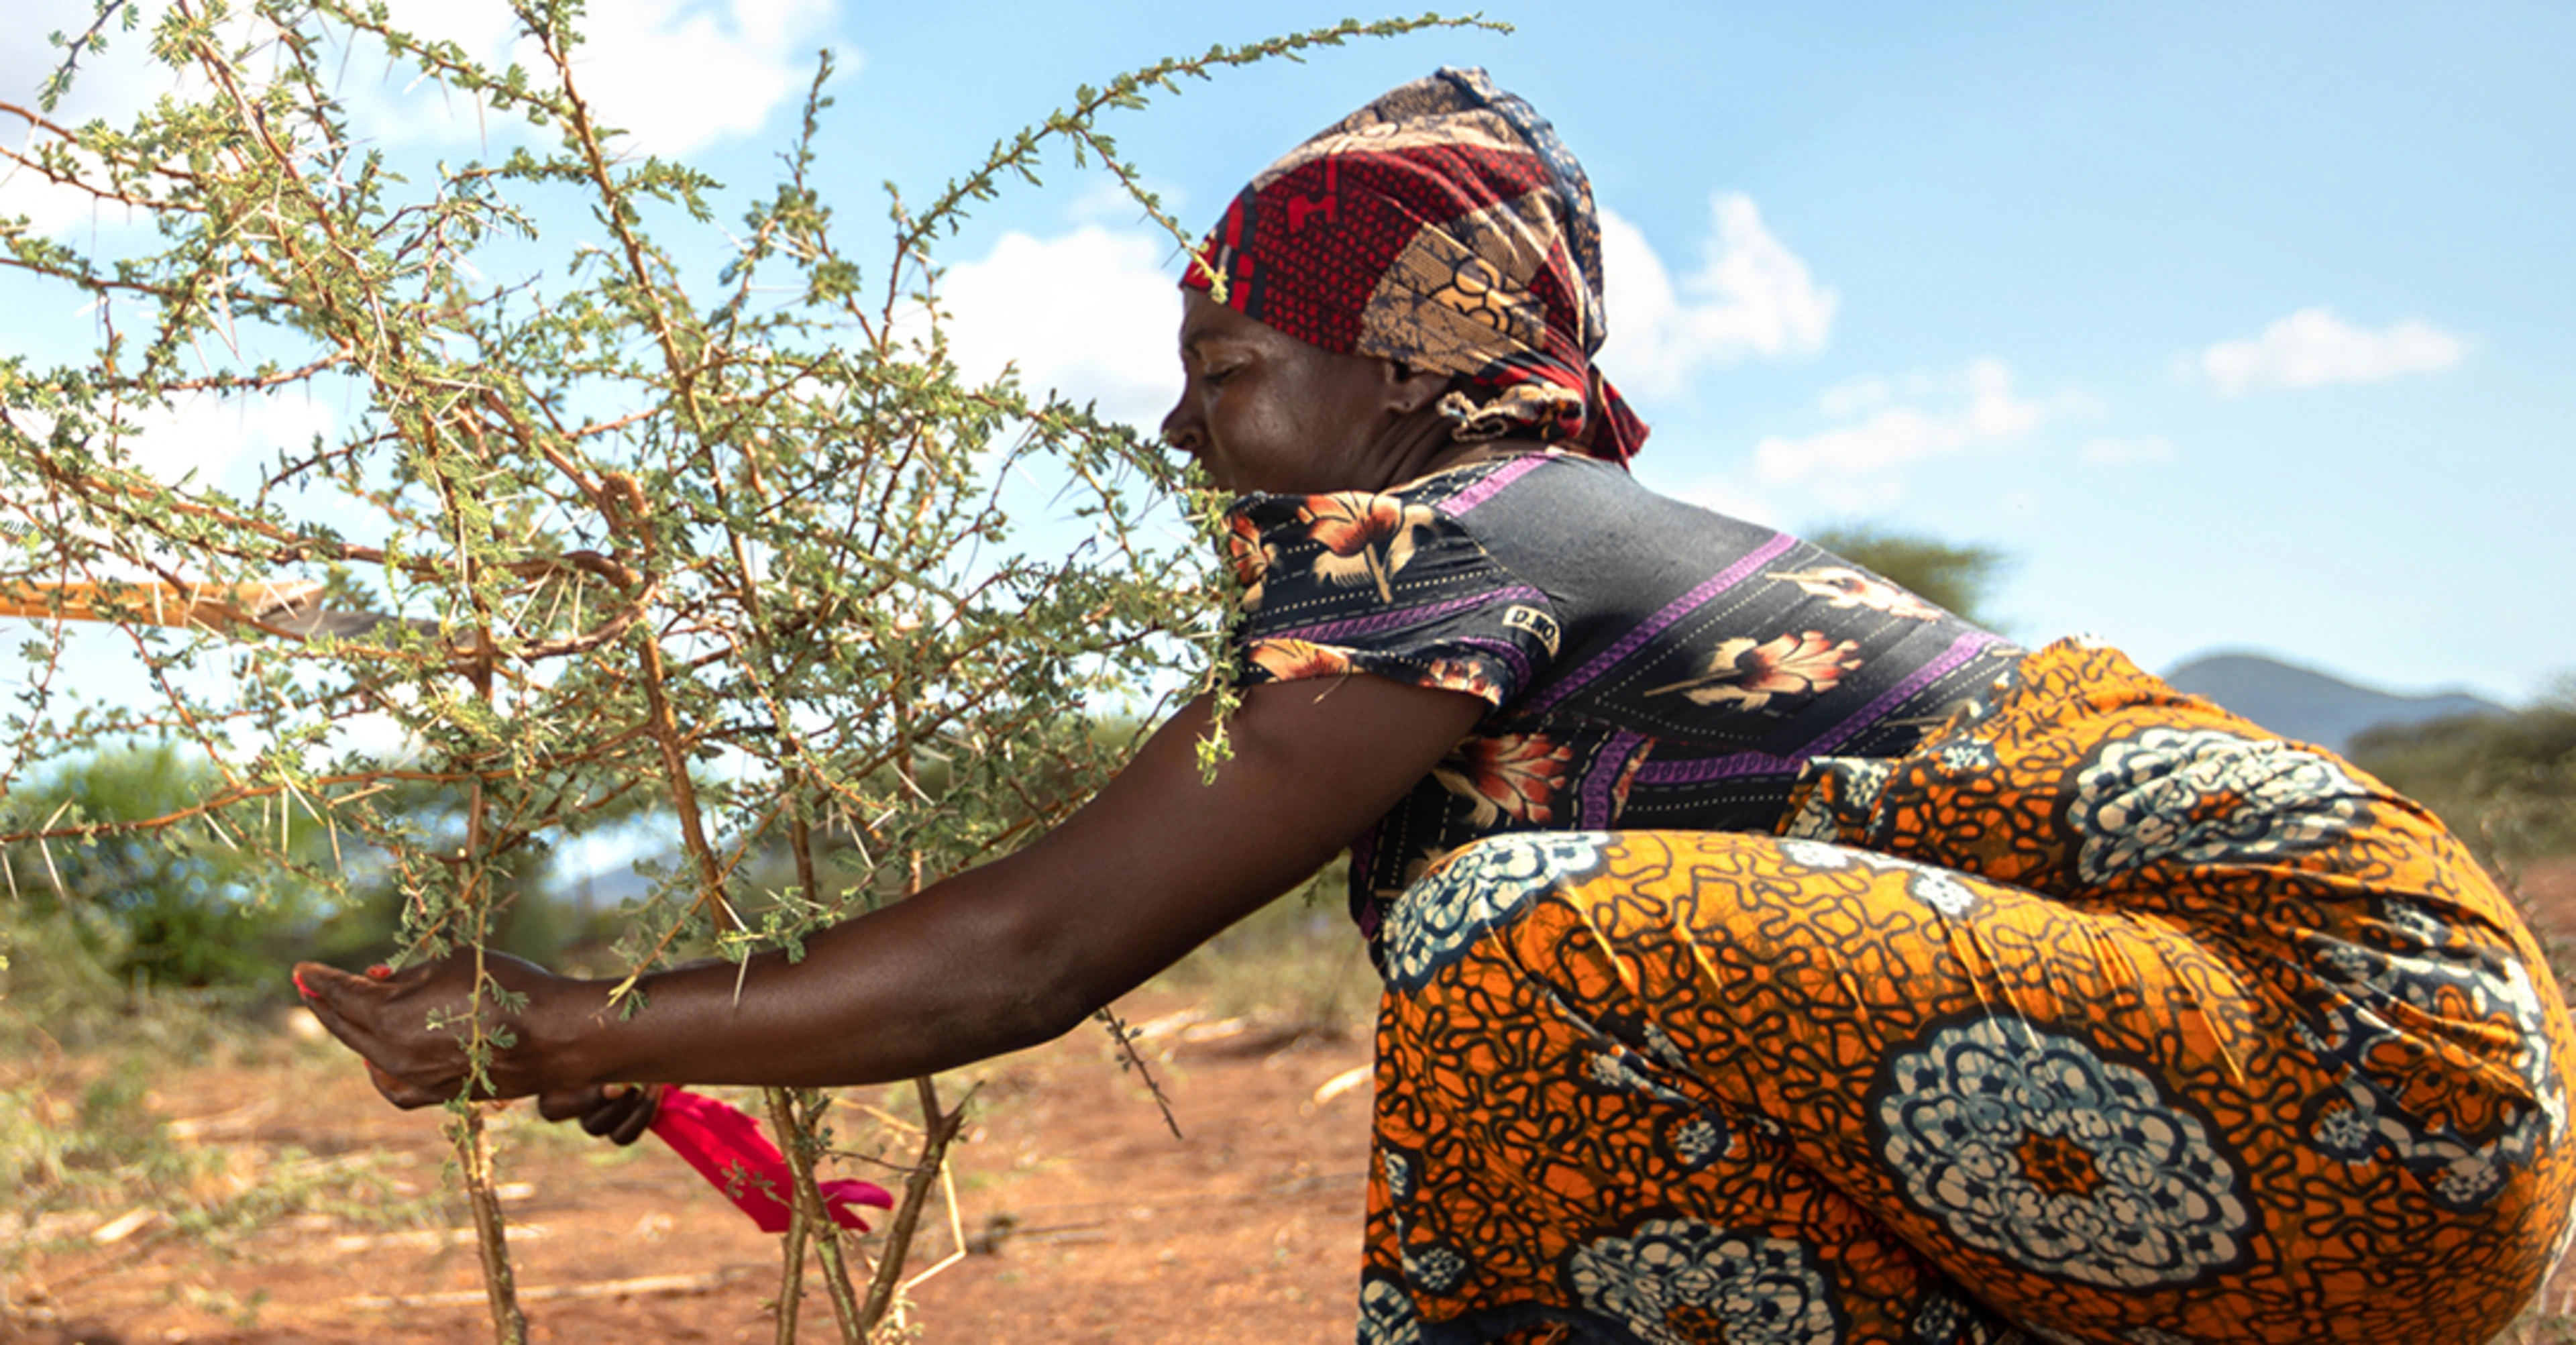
[2349,689,2576,867]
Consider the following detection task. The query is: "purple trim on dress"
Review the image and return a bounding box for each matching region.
[1439,454,1550,517]
[1275,586,1550,646]
[1582,730,1647,825]
[1632,749,1807,786]
[1526,532,1799,713]
[1804,631,2008,757]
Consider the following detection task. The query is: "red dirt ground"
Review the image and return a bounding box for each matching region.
[5,991,1379,1344]
[11,856,2576,1344]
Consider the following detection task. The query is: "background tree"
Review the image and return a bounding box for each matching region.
[2348,687,2576,869]
[1807,523,2010,628]
[0,743,330,993]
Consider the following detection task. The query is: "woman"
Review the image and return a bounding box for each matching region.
[301,69,2576,1345]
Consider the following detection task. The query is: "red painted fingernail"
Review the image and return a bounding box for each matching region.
[365,964,393,980]
[293,969,317,1000]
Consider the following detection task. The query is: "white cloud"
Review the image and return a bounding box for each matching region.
[2194,307,2467,397]
[342,0,843,158]
[4,0,841,170]
[932,225,1181,429]
[1752,359,2046,510]
[1815,375,1891,419]
[3,392,334,578]
[1596,194,1837,398]
[13,390,333,492]
[2080,435,2176,466]
[0,146,138,237]
[541,0,840,158]
[123,390,336,488]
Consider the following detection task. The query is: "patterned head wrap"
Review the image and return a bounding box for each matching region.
[1183,67,1648,465]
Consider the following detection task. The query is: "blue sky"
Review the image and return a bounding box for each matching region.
[7,1,2571,703]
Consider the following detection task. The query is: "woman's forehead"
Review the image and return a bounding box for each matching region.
[1177,292,1277,352]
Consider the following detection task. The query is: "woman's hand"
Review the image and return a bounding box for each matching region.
[537,1083,663,1146]
[293,951,580,1108]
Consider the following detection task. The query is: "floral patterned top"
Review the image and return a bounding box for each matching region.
[1224,451,2021,960]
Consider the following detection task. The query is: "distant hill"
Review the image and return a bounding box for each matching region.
[2161,653,2506,753]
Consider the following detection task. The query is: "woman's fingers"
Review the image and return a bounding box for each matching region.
[535,1083,663,1146]
[292,957,482,1108]
[363,1059,449,1110]
[586,1084,660,1146]
[606,1087,659,1146]
[293,961,390,1057]
[297,949,583,1107]
[578,1086,633,1138]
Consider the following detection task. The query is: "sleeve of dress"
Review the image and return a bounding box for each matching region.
[1222,485,1559,712]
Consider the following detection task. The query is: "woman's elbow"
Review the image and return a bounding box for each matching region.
[920,845,1212,1063]
[960,892,1119,1057]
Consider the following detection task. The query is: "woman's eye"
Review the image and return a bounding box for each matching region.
[1203,362,1243,387]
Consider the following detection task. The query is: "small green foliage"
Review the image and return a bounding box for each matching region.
[1,5,1495,1336]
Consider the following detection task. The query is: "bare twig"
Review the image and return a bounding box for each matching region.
[858,1076,972,1337]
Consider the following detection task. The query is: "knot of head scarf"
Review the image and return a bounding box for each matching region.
[1181,67,1649,466]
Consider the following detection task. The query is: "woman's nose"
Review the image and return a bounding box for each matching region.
[1161,400,1202,456]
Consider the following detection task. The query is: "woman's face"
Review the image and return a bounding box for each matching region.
[1161,292,1423,496]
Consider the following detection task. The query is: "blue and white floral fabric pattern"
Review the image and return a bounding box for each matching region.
[1782,757,1896,844]
[2068,727,2368,883]
[1776,836,1867,871]
[1379,831,1610,989]
[1356,1272,1424,1345]
[2299,897,2569,1208]
[1566,1220,1841,1345]
[1401,1242,1470,1295]
[1586,1042,1703,1110]
[1900,861,1983,918]
[1877,1016,2251,1288]
[1907,1289,1973,1345]
[1577,1037,1734,1172]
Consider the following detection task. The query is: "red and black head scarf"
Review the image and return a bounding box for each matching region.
[1182,67,1649,466]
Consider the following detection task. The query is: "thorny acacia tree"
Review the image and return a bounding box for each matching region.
[0,3,1478,1338]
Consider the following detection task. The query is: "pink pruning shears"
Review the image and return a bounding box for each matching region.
[330,963,894,1232]
[641,1085,894,1233]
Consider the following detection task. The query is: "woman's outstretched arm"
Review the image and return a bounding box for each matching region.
[295,674,1484,1107]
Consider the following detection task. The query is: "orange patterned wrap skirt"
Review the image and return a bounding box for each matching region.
[1360,640,2576,1345]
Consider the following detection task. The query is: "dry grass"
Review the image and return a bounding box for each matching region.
[1147,868,1379,1041]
